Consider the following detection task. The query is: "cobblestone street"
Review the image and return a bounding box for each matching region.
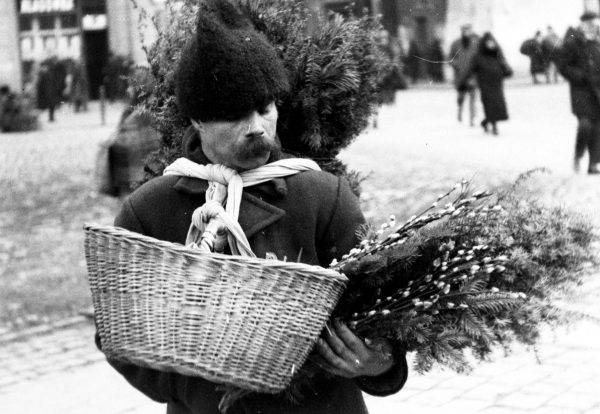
[2,82,600,413]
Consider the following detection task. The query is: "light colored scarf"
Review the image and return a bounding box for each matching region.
[163,157,320,257]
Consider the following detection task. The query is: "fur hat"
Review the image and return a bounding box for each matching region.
[175,0,289,122]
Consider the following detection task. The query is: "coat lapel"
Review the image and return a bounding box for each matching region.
[238,193,285,239]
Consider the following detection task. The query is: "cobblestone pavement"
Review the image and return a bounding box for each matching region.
[2,82,600,413]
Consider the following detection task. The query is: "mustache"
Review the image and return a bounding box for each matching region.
[238,137,280,159]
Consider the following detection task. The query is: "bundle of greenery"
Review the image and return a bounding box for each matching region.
[134,0,394,194]
[219,177,597,411]
[333,177,598,374]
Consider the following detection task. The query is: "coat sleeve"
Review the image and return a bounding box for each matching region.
[317,177,409,397]
[520,39,533,56]
[94,198,179,404]
[456,55,477,88]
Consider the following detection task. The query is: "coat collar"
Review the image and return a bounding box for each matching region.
[173,126,288,238]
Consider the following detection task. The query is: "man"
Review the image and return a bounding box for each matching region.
[449,24,479,126]
[36,57,63,122]
[520,31,550,84]
[557,12,600,174]
[96,1,408,413]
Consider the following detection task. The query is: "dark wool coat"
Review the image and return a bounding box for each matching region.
[36,64,63,110]
[96,132,408,414]
[520,39,549,74]
[557,28,600,120]
[469,51,511,122]
[449,35,479,90]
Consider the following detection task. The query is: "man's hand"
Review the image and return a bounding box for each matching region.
[310,319,394,378]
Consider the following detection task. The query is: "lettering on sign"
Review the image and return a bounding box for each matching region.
[20,0,75,14]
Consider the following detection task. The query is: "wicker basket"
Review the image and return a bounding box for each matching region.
[84,223,347,393]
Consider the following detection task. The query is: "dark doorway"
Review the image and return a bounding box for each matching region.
[83,30,109,99]
[415,16,429,46]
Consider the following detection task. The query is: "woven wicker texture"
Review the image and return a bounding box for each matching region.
[84,223,347,393]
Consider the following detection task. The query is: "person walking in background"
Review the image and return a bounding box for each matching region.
[464,32,512,136]
[375,29,408,109]
[66,60,89,113]
[557,12,600,174]
[404,39,423,84]
[449,24,479,126]
[520,31,550,84]
[427,37,446,83]
[543,26,562,83]
[36,58,63,122]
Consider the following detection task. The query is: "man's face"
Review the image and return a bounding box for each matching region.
[195,102,279,171]
[461,26,472,38]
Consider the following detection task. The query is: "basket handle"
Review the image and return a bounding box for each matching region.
[187,200,255,257]
[196,217,228,253]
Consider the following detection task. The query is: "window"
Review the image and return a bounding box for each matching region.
[19,15,33,31]
[39,15,56,30]
[20,36,33,55]
[43,35,56,51]
[60,13,78,28]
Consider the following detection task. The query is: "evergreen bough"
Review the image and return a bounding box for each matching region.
[135,0,392,194]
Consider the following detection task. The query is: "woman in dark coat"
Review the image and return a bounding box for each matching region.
[520,31,549,84]
[466,32,512,135]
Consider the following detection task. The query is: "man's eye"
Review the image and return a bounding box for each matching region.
[259,104,272,115]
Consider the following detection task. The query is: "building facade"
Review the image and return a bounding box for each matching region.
[0,0,160,96]
[0,0,23,91]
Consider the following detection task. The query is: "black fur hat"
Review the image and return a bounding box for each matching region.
[175,0,289,121]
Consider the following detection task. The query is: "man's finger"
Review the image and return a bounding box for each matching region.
[334,320,367,355]
[316,338,353,372]
[324,323,358,363]
[309,354,350,378]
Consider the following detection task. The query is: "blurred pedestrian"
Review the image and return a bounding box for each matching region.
[0,84,39,132]
[36,58,63,122]
[427,37,445,83]
[375,30,408,109]
[557,12,600,174]
[464,32,512,135]
[449,24,479,126]
[404,39,422,84]
[520,31,550,84]
[97,67,160,197]
[0,85,17,132]
[66,60,89,113]
[543,26,562,83]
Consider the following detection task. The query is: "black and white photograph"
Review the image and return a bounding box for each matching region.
[1,0,600,413]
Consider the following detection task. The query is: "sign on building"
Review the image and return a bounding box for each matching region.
[20,0,74,14]
[83,14,108,31]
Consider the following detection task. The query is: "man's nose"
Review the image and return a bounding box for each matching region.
[246,111,266,139]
